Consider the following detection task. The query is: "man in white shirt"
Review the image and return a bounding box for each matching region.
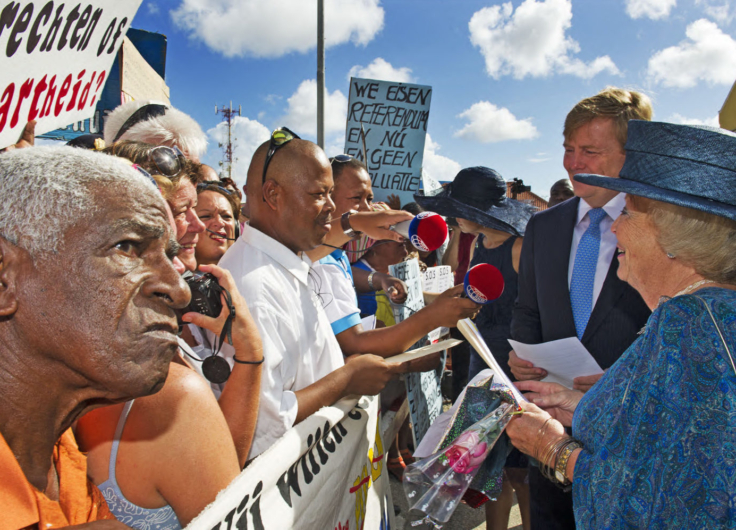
[217,135,414,459]
[508,88,653,529]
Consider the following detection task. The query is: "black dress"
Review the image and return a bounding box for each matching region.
[467,234,518,382]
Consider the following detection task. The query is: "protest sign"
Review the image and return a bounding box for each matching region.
[0,0,142,148]
[344,77,432,206]
[186,396,393,530]
[422,265,454,342]
[121,36,169,104]
[389,258,445,447]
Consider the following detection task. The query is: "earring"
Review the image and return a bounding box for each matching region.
[667,253,676,259]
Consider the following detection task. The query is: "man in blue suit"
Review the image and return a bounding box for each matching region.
[509,87,653,529]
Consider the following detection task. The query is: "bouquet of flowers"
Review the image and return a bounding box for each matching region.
[402,402,513,525]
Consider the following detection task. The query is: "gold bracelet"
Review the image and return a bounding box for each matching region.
[555,440,582,485]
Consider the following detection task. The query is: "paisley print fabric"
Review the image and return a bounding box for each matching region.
[572,288,736,529]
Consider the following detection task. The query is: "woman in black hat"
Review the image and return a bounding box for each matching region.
[416,166,536,529]
[506,121,736,529]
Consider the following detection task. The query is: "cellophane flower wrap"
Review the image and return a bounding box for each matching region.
[402,402,513,524]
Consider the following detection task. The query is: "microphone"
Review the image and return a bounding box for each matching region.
[391,212,448,252]
[463,263,505,304]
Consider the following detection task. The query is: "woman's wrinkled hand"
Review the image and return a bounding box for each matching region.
[515,380,582,427]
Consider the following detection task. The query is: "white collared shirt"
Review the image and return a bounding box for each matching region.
[213,224,345,459]
[568,193,625,309]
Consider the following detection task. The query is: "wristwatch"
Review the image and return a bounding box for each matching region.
[341,209,361,239]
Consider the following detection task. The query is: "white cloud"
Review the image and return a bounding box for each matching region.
[528,156,551,163]
[171,0,384,58]
[625,0,676,20]
[348,58,415,83]
[278,79,348,138]
[147,2,160,15]
[647,19,736,87]
[206,116,270,188]
[695,0,734,24]
[667,113,720,127]
[422,134,462,182]
[455,101,539,143]
[468,0,619,80]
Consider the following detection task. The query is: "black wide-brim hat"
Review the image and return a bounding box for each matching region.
[414,167,536,237]
[575,120,736,222]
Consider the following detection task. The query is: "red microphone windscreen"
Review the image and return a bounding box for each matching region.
[410,212,448,252]
[464,263,505,304]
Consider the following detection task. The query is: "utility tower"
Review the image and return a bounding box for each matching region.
[215,102,241,180]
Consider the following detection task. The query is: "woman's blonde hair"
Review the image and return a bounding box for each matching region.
[631,195,736,284]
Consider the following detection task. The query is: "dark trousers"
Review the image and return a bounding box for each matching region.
[529,465,576,529]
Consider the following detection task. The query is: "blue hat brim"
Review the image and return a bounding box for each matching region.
[414,192,533,237]
[574,173,736,222]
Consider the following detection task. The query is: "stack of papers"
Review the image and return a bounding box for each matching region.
[507,337,603,389]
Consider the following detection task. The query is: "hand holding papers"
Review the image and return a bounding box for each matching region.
[507,337,603,390]
[386,338,462,365]
[457,318,526,405]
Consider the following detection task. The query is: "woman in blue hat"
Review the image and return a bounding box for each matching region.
[506,121,736,529]
[416,166,536,529]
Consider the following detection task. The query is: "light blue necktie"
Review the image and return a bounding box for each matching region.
[570,208,607,339]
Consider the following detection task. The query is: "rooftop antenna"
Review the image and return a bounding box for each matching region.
[215,101,241,180]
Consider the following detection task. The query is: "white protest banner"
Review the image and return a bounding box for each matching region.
[344,77,432,206]
[421,265,454,342]
[186,395,393,530]
[0,0,142,148]
[121,36,169,104]
[388,258,444,448]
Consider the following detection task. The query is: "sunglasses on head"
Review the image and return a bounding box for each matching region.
[148,145,186,179]
[329,154,354,165]
[197,182,234,195]
[262,127,300,187]
[113,103,168,143]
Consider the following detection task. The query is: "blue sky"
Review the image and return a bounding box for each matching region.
[128,0,736,197]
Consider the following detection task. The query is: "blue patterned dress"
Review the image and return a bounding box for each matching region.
[572,288,736,529]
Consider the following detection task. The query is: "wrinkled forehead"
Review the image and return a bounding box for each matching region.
[82,179,169,235]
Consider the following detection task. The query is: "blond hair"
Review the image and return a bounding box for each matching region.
[564,87,653,148]
[631,196,736,284]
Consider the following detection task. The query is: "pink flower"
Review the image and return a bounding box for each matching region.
[444,430,492,474]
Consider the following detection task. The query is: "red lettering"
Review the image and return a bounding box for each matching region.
[0,83,15,132]
[66,69,85,111]
[54,73,71,117]
[10,78,33,128]
[89,70,105,107]
[40,75,57,118]
[28,75,48,121]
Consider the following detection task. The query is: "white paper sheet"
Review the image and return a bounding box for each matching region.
[360,315,377,331]
[457,318,526,404]
[386,338,463,365]
[507,337,603,389]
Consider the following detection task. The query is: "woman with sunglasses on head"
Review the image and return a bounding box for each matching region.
[195,182,241,267]
[76,142,263,528]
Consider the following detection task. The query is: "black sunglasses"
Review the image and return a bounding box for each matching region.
[197,182,234,195]
[112,103,168,143]
[262,127,300,186]
[329,154,354,164]
[148,145,186,178]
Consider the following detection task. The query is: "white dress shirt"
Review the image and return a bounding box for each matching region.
[214,224,345,459]
[311,250,362,336]
[568,193,625,309]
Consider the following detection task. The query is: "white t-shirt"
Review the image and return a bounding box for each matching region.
[214,224,345,459]
[311,250,362,335]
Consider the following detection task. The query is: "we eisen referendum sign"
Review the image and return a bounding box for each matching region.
[344,77,432,206]
[0,0,142,148]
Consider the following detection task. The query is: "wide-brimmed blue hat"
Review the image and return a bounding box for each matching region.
[414,167,536,236]
[575,120,736,222]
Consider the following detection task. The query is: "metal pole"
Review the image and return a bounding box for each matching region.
[317,0,325,149]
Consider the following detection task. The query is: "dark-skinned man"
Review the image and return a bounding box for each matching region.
[307,156,480,360]
[215,133,428,459]
[0,146,189,528]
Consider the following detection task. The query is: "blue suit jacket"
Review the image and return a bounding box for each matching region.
[510,197,651,370]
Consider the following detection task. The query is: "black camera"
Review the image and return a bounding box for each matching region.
[179,271,223,318]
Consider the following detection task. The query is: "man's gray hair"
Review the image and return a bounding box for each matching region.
[0,146,159,255]
[103,100,208,160]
